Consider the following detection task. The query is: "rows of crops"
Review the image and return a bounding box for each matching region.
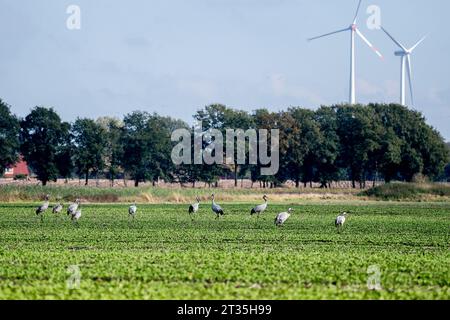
[0,202,449,299]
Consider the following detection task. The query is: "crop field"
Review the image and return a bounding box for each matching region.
[0,202,449,299]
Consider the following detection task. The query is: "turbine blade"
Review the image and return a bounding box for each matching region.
[410,35,427,52]
[381,27,407,51]
[353,0,363,24]
[308,27,349,41]
[406,55,414,105]
[356,28,383,59]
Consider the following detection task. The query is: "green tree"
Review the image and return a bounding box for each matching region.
[0,99,20,173]
[148,115,186,185]
[121,112,180,187]
[193,104,230,187]
[97,117,124,186]
[72,118,107,185]
[288,108,323,188]
[444,163,450,182]
[314,106,341,188]
[121,111,151,187]
[252,109,283,188]
[55,122,74,182]
[20,107,69,186]
[336,105,380,188]
[223,108,254,187]
[369,103,448,182]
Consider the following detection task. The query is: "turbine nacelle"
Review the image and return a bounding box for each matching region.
[395,51,408,56]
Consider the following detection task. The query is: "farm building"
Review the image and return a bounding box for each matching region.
[3,157,30,178]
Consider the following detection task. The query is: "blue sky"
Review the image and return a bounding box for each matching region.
[1,0,449,140]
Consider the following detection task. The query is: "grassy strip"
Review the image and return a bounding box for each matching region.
[361,182,450,201]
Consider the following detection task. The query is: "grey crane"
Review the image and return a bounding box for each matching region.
[188,196,200,220]
[251,195,268,217]
[335,212,349,233]
[274,208,293,227]
[129,201,137,219]
[67,199,80,216]
[71,207,82,225]
[36,195,50,219]
[211,194,224,219]
[52,203,63,214]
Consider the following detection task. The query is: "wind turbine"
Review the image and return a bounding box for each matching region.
[308,0,383,105]
[381,27,426,106]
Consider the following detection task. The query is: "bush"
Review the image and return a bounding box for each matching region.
[13,174,27,181]
[361,182,450,200]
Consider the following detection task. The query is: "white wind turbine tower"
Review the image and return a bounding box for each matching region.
[308,0,383,104]
[381,27,426,106]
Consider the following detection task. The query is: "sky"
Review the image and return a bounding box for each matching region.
[1,0,449,140]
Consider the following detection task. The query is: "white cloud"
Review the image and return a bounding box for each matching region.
[177,78,218,101]
[269,74,325,106]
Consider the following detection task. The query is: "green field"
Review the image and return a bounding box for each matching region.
[0,202,449,299]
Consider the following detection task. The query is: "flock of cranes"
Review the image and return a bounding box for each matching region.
[36,195,81,224]
[35,194,350,231]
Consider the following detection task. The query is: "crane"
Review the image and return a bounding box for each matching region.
[274,208,293,227]
[188,196,200,220]
[67,199,80,216]
[36,195,50,220]
[335,212,349,233]
[52,203,63,214]
[211,194,224,219]
[129,201,137,219]
[251,195,268,218]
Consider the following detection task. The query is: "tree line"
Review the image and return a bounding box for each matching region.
[1,98,449,188]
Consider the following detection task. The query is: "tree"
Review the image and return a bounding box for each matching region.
[121,111,152,187]
[444,163,450,182]
[20,107,69,186]
[121,112,182,187]
[97,117,124,186]
[252,109,283,188]
[288,108,323,188]
[222,107,254,187]
[55,122,74,182]
[445,143,450,182]
[72,118,107,185]
[0,99,20,173]
[193,104,230,187]
[418,125,448,181]
[147,115,185,185]
[370,103,448,182]
[314,106,341,187]
[336,105,380,188]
